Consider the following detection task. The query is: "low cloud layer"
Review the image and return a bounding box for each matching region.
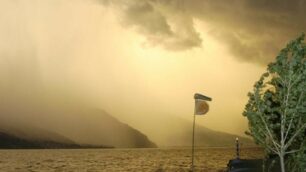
[101,0,306,65]
[101,0,202,51]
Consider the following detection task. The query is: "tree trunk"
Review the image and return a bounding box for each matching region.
[279,153,286,172]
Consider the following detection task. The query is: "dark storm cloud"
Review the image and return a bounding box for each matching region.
[101,0,202,51]
[124,1,172,36]
[101,0,306,64]
[187,0,306,64]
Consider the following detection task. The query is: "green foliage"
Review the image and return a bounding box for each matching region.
[243,33,306,172]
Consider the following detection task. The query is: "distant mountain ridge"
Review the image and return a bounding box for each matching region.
[0,123,75,144]
[0,125,112,149]
[0,109,157,148]
[137,115,255,147]
[0,131,111,149]
[48,109,157,148]
[0,109,252,148]
[174,124,255,147]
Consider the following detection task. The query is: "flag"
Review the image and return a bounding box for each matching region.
[195,99,209,115]
[194,93,212,101]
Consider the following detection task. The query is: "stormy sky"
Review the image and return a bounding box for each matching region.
[101,0,306,64]
[0,0,305,145]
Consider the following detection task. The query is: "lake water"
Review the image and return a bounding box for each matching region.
[0,147,263,172]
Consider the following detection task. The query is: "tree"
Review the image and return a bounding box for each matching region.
[243,34,306,172]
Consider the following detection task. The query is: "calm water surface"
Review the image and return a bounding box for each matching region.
[0,147,263,172]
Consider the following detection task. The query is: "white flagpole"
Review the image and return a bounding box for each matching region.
[191,103,196,171]
[191,93,212,172]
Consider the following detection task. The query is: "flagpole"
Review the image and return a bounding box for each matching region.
[191,93,211,172]
[191,102,196,172]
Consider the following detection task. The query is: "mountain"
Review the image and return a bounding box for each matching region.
[0,124,111,149]
[132,115,255,147]
[0,109,157,148]
[0,132,110,149]
[168,124,255,147]
[45,109,157,148]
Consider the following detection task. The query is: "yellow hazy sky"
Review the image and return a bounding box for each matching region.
[0,0,305,143]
